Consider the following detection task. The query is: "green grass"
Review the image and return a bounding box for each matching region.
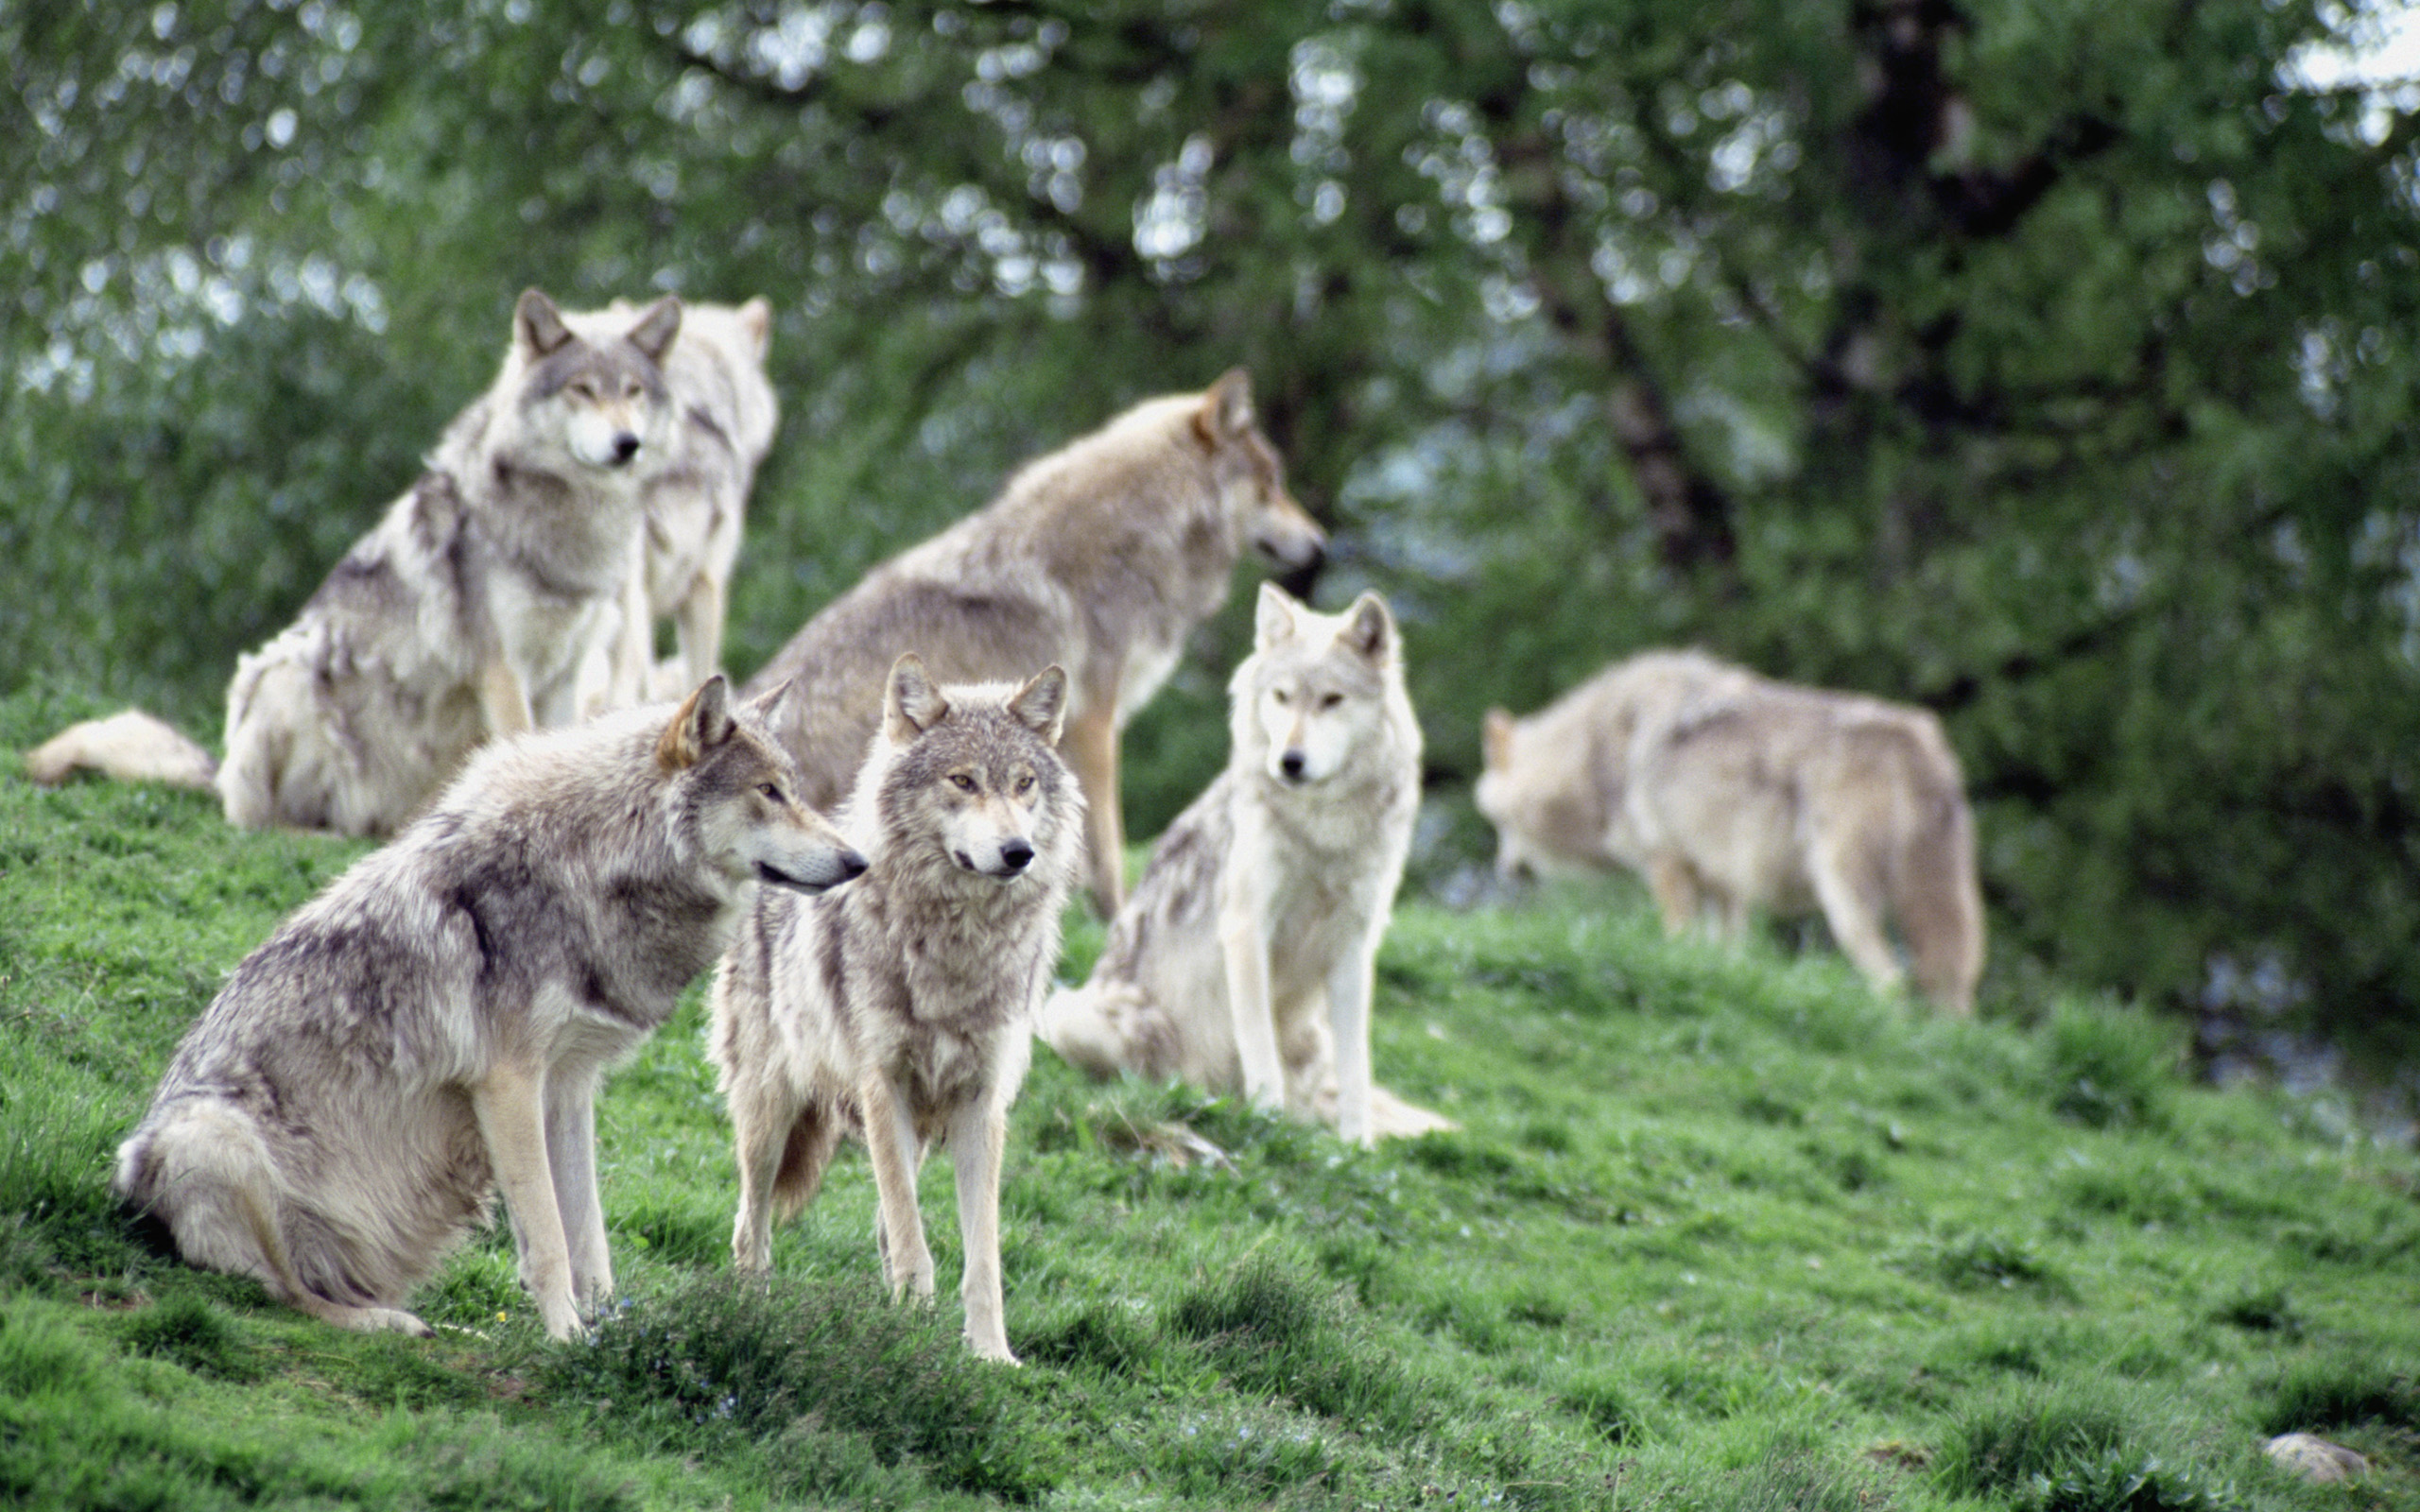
[3,680,2416,1510]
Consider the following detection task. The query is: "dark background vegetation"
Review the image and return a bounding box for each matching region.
[9,0,2420,1071]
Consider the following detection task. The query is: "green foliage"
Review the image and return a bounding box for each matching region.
[2256,1350,2420,1435]
[2042,1001,2184,1131]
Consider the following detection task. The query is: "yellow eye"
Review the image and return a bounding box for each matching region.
[757,782,786,806]
[950,773,978,794]
[1015,774,1035,796]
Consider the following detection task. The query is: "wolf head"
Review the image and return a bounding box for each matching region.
[510,288,683,475]
[1235,583,1416,788]
[1475,707,1562,882]
[1194,369,1325,574]
[862,654,1083,887]
[656,675,867,893]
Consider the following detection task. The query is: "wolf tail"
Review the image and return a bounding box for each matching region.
[26,710,216,792]
[1892,784,1984,1017]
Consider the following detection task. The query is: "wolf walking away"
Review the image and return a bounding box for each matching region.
[712,655,1083,1363]
[742,369,1325,916]
[27,288,683,835]
[571,296,779,706]
[113,678,865,1340]
[1477,649,1984,1014]
[1039,585,1454,1147]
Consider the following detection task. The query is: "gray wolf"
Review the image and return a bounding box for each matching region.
[570,296,779,707]
[112,677,865,1340]
[1037,585,1454,1147]
[710,655,1083,1363]
[742,369,1326,915]
[1476,649,1984,1014]
[26,289,683,835]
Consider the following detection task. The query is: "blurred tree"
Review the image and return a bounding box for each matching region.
[6,0,2419,1055]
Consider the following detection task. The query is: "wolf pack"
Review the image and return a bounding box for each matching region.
[29,287,1984,1361]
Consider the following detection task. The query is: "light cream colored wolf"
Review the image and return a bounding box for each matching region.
[742,370,1326,915]
[711,655,1084,1363]
[112,678,866,1340]
[26,289,683,835]
[1477,649,1984,1014]
[570,296,779,706]
[1039,585,1455,1147]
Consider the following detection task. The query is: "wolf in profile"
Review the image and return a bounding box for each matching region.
[1477,649,1984,1015]
[569,296,779,705]
[711,655,1083,1363]
[113,678,865,1340]
[1039,585,1454,1147]
[742,370,1326,915]
[26,289,683,835]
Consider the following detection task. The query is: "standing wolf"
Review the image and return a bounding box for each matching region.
[1039,585,1453,1147]
[113,678,865,1340]
[26,289,683,835]
[711,655,1083,1363]
[570,296,780,705]
[742,370,1325,915]
[1477,650,1985,1014]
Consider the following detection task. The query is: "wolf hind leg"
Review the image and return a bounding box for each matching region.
[1807,834,1905,1000]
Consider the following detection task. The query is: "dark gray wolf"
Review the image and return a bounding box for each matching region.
[1478,649,1985,1014]
[28,289,683,835]
[1039,585,1454,1146]
[742,370,1325,915]
[710,655,1084,1362]
[112,678,865,1339]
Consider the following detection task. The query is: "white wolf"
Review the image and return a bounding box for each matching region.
[711,655,1085,1363]
[568,296,780,707]
[26,289,683,835]
[1039,585,1455,1147]
[112,678,866,1340]
[1478,648,1985,1014]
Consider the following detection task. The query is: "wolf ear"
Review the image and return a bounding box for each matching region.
[1010,664,1069,744]
[1192,368,1254,447]
[1254,580,1301,651]
[1481,708,1515,771]
[1338,591,1395,664]
[883,653,949,743]
[742,676,798,729]
[625,295,683,366]
[736,297,774,361]
[514,289,575,360]
[659,675,735,771]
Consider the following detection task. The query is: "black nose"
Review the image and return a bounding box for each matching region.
[998,840,1034,872]
[611,432,641,463]
[838,850,869,881]
[1280,750,1306,780]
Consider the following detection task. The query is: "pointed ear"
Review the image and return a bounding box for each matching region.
[736,297,773,360]
[658,675,735,770]
[882,653,949,744]
[1481,708,1515,771]
[1191,368,1253,447]
[1010,664,1069,745]
[742,676,797,728]
[514,288,574,360]
[1254,580,1300,651]
[1338,591,1395,663]
[625,295,683,365]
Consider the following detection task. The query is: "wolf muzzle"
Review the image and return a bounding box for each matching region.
[757,850,869,893]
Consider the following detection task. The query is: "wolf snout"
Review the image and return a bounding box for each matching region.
[1279,749,1308,782]
[1256,530,1325,572]
[998,839,1035,872]
[757,849,869,893]
[609,432,642,465]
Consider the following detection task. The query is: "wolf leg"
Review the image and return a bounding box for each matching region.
[544,1071,614,1306]
[859,1074,935,1302]
[675,573,726,692]
[1324,937,1380,1149]
[477,657,536,738]
[1063,698,1126,916]
[472,1057,583,1340]
[1646,851,1701,936]
[1808,840,1905,999]
[1218,855,1284,1113]
[949,1097,1018,1363]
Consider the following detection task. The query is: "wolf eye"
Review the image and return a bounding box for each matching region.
[1319,692,1344,711]
[757,782,787,806]
[570,379,598,399]
[950,773,978,794]
[1014,774,1035,796]
[1270,689,1290,706]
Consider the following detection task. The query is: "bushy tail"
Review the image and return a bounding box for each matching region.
[1035,980,1162,1080]
[1892,790,1984,1016]
[26,710,216,791]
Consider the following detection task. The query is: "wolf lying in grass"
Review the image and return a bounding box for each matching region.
[711,655,1084,1363]
[1040,585,1454,1146]
[1478,648,1984,1014]
[113,679,864,1340]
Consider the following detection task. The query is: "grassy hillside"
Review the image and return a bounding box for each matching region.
[2,680,2415,1512]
